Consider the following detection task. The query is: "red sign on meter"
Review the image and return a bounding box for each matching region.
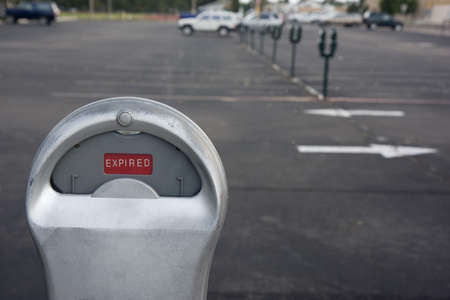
[104,153,153,175]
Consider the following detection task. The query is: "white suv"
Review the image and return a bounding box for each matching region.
[240,12,284,30]
[178,11,240,37]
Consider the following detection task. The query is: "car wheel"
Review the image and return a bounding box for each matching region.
[217,27,229,37]
[369,23,377,30]
[394,24,403,32]
[181,26,193,36]
[5,16,17,24]
[38,17,47,25]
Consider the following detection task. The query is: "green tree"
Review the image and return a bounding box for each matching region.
[230,0,239,12]
[379,0,418,15]
[347,0,368,13]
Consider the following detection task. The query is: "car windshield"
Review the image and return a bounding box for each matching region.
[17,2,33,9]
[35,3,52,11]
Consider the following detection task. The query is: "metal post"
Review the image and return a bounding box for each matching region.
[290,43,296,77]
[259,28,265,55]
[107,0,112,19]
[250,29,255,50]
[323,57,329,98]
[272,39,278,64]
[239,27,244,44]
[191,0,196,14]
[89,0,94,19]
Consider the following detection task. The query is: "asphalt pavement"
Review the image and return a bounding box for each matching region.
[0,20,449,300]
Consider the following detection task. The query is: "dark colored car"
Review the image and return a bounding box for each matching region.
[179,11,197,19]
[363,12,403,31]
[4,1,60,25]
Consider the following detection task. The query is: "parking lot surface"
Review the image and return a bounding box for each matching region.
[1,21,449,300]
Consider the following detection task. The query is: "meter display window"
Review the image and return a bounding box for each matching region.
[51,131,202,197]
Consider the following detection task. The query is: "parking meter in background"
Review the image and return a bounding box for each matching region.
[258,26,266,55]
[289,22,302,77]
[318,26,338,98]
[239,25,247,44]
[250,27,256,49]
[270,25,283,64]
[26,97,228,300]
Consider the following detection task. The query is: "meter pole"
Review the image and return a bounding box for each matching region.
[289,23,302,77]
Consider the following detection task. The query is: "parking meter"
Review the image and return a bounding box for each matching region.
[26,97,228,300]
[289,22,302,77]
[319,27,337,58]
[239,25,248,44]
[318,28,326,56]
[318,26,338,98]
[250,27,256,50]
[270,25,283,64]
[289,23,302,44]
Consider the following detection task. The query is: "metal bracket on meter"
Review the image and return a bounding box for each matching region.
[26,97,228,300]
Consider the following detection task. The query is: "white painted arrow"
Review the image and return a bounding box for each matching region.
[296,144,437,158]
[304,109,405,118]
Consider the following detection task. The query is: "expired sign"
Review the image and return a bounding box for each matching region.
[104,153,153,175]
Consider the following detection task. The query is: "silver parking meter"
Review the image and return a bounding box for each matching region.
[26,97,228,300]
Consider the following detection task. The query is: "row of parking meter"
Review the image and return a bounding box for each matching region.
[26,97,228,300]
[239,24,338,98]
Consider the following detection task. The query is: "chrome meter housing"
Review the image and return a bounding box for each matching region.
[26,97,228,300]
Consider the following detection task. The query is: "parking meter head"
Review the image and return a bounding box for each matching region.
[330,27,338,57]
[26,97,228,300]
[318,28,326,56]
[289,23,302,44]
[271,25,282,40]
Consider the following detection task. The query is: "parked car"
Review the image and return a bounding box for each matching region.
[239,11,284,30]
[308,11,335,24]
[4,1,60,25]
[363,12,403,31]
[288,12,314,24]
[179,12,197,19]
[321,12,363,27]
[177,10,240,37]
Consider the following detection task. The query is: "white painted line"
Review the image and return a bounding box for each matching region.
[296,144,438,159]
[304,109,405,118]
[327,97,450,105]
[304,85,324,100]
[348,110,405,117]
[272,64,281,71]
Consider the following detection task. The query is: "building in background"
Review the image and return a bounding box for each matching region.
[361,0,450,24]
[365,0,381,11]
[417,0,450,23]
